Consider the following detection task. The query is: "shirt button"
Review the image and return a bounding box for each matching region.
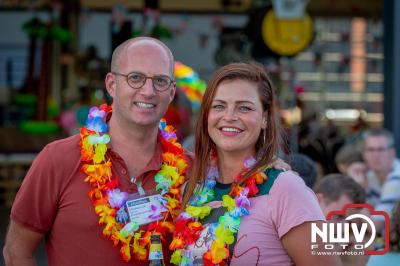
[121,169,127,175]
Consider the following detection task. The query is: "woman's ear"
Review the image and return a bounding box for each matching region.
[262,114,267,129]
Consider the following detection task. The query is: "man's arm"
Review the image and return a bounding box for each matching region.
[282,221,342,266]
[3,221,44,266]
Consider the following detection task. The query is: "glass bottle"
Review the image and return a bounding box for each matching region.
[149,234,165,266]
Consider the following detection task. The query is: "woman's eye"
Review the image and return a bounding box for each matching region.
[212,104,224,110]
[239,106,252,112]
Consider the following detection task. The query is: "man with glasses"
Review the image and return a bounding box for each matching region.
[3,37,183,266]
[362,128,400,219]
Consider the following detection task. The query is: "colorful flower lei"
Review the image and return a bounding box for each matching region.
[170,155,268,265]
[80,104,188,262]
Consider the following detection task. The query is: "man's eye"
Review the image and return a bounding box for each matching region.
[129,74,144,82]
[154,77,169,86]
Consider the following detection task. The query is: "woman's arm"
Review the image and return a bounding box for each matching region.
[282,221,342,266]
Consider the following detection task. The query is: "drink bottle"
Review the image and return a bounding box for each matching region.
[149,234,165,266]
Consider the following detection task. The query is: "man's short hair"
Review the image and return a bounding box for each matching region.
[110,37,175,75]
[286,153,317,188]
[335,143,363,167]
[314,174,366,204]
[362,128,395,149]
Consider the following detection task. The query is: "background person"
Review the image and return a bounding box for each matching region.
[314,173,366,218]
[335,142,369,190]
[362,128,400,218]
[314,173,367,266]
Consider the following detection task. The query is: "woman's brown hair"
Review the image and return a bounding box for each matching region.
[182,62,283,207]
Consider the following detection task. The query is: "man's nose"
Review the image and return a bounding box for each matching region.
[140,78,156,96]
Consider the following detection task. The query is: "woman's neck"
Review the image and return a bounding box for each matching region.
[216,150,255,184]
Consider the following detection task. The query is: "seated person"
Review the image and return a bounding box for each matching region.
[314,174,368,266]
[314,173,366,217]
[335,143,369,190]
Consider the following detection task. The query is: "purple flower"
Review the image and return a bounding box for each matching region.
[148,203,164,220]
[88,107,106,119]
[107,189,128,208]
[243,156,256,168]
[235,187,250,208]
[160,130,176,141]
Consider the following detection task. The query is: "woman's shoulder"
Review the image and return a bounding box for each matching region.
[267,169,322,209]
[258,169,307,196]
[266,170,325,237]
[270,170,309,193]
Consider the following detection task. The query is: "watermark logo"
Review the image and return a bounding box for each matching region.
[311,203,390,255]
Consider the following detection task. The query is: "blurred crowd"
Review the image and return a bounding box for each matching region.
[289,127,400,266]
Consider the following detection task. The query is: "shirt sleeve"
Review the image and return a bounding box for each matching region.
[10,145,59,234]
[269,171,325,239]
[376,176,400,217]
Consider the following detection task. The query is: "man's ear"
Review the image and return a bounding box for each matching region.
[316,193,324,205]
[105,72,116,98]
[169,82,176,103]
[389,148,396,159]
[337,164,347,175]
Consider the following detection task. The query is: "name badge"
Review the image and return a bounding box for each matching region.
[125,194,164,226]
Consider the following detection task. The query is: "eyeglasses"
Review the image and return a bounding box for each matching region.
[112,71,174,92]
[364,146,392,153]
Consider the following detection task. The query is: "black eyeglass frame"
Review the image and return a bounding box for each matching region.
[111,71,175,92]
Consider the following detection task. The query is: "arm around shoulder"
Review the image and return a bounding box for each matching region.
[3,220,44,266]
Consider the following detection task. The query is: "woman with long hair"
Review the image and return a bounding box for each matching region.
[170,62,340,265]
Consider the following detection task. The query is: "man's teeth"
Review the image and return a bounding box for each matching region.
[135,102,155,108]
[221,127,241,133]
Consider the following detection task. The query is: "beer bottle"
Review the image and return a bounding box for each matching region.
[149,234,165,266]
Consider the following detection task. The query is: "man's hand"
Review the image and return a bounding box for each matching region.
[347,162,368,189]
[269,157,291,171]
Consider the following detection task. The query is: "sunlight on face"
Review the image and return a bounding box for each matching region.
[109,41,175,128]
[207,79,265,157]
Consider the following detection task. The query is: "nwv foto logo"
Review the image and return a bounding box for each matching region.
[310,203,390,255]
